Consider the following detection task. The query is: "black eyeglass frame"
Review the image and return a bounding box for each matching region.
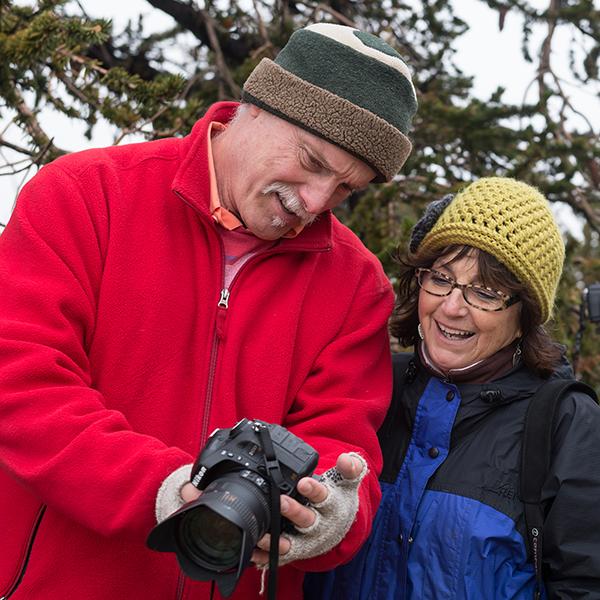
[415,268,521,312]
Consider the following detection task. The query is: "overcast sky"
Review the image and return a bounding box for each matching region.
[1,0,597,235]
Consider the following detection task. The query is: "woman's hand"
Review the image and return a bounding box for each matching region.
[251,453,366,566]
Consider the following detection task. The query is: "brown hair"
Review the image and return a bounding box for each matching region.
[390,245,563,377]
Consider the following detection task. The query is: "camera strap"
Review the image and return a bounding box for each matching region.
[257,425,285,600]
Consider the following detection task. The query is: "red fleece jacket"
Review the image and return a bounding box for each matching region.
[0,102,393,600]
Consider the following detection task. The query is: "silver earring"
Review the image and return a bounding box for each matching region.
[417,323,424,340]
[512,341,522,366]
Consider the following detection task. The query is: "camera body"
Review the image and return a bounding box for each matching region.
[191,418,319,499]
[147,419,319,597]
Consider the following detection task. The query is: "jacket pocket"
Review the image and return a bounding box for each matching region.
[0,468,46,599]
[1,504,45,599]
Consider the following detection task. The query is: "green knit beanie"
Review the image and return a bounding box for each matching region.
[410,177,565,323]
[242,23,418,182]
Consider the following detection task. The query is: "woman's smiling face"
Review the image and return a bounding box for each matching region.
[418,247,523,372]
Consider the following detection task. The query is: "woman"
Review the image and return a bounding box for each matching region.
[304,177,600,599]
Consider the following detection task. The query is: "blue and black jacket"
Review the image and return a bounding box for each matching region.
[305,353,600,599]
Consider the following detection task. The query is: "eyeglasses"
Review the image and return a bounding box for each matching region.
[416,268,520,312]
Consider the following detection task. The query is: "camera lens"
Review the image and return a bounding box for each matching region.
[174,474,271,572]
[179,506,242,569]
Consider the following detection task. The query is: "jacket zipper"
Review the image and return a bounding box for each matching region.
[1,505,46,599]
[173,190,328,599]
[199,291,228,447]
[198,252,263,448]
[174,570,185,600]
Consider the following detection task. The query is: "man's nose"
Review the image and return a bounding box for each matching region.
[298,177,339,214]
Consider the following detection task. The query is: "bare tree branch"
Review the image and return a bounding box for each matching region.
[306,2,356,27]
[56,47,110,76]
[536,0,560,107]
[252,0,270,46]
[567,189,600,235]
[11,89,66,160]
[144,0,256,63]
[0,135,35,158]
[200,8,241,99]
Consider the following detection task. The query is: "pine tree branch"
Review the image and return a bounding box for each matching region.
[112,72,202,144]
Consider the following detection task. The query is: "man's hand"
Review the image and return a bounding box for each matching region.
[251,452,365,566]
[178,454,362,507]
[180,482,202,503]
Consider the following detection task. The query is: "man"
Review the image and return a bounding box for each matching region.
[0,22,417,600]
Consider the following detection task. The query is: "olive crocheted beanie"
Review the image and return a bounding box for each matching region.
[242,23,418,182]
[410,177,565,323]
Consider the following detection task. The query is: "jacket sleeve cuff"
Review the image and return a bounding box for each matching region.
[155,463,193,523]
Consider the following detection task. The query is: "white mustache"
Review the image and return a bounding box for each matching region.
[262,182,317,227]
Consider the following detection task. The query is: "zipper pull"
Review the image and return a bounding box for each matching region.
[218,288,230,308]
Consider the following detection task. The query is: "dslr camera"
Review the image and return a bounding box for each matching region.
[147,419,319,597]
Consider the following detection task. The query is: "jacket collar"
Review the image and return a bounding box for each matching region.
[417,339,520,384]
[171,101,334,252]
[172,101,237,214]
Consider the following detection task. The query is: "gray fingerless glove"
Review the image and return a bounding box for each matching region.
[155,463,193,523]
[277,452,368,566]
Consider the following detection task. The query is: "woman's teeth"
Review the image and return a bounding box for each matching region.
[438,323,474,340]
